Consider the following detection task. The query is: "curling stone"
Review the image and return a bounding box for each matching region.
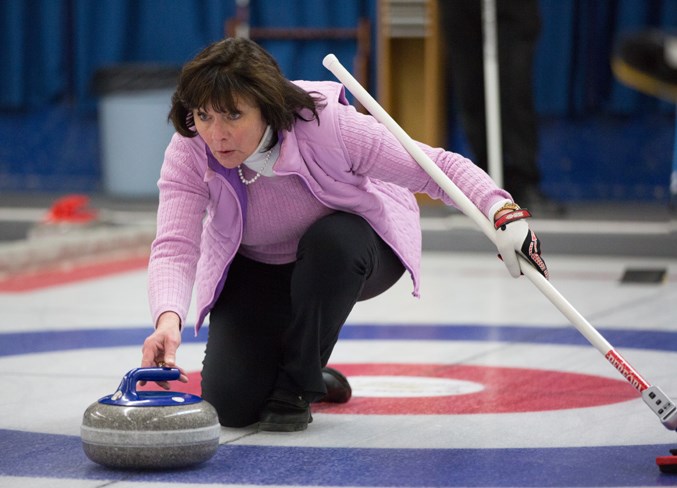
[81,367,220,469]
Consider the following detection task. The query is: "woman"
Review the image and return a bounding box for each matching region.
[140,37,548,432]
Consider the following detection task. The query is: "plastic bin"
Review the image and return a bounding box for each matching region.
[94,65,180,197]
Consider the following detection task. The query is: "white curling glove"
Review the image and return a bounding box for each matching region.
[493,205,549,280]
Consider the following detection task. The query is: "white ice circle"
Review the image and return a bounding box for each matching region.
[349,375,485,398]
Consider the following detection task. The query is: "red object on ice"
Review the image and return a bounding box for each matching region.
[656,450,677,474]
[44,194,98,223]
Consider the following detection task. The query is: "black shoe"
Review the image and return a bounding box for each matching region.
[612,29,677,101]
[317,367,352,403]
[259,389,312,432]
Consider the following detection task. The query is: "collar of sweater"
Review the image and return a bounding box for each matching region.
[241,125,280,177]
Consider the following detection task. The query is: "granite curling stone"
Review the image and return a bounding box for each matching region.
[81,367,220,469]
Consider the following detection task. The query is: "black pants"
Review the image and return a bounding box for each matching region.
[441,0,541,199]
[201,212,405,427]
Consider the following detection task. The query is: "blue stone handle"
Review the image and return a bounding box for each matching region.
[127,367,180,384]
[112,367,181,403]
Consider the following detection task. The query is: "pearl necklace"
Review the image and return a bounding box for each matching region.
[237,148,273,185]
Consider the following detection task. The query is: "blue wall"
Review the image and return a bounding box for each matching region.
[0,0,675,201]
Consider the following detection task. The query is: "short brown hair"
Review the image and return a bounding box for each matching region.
[169,38,325,148]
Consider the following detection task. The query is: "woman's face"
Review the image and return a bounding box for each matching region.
[192,97,267,169]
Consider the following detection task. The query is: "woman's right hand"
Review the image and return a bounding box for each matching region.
[140,311,188,389]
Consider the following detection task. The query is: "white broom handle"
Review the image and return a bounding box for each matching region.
[322,53,614,356]
[482,0,504,187]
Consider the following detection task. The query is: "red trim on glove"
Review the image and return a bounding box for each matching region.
[494,209,532,229]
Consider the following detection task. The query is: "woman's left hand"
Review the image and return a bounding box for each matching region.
[493,208,549,279]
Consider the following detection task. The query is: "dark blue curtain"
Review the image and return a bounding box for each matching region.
[1,0,676,113]
[0,0,236,109]
[249,0,372,83]
[71,0,235,106]
[0,0,67,108]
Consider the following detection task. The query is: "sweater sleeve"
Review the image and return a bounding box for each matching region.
[336,103,512,219]
[147,135,209,328]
